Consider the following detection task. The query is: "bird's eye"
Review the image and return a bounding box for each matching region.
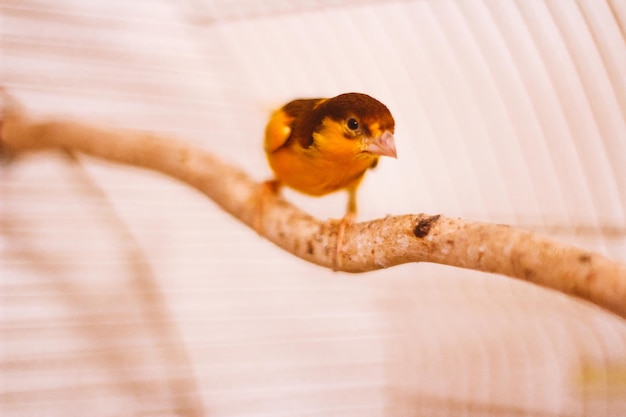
[347,118,359,131]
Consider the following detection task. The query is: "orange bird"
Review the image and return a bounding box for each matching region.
[264,92,396,226]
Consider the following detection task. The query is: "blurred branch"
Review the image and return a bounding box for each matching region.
[2,101,626,320]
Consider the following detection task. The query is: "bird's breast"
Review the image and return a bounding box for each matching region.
[267,146,377,196]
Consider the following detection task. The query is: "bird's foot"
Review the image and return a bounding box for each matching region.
[329,212,356,271]
[252,179,281,234]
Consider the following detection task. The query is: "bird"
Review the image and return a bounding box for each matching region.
[262,92,396,265]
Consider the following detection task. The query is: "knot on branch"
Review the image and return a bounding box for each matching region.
[413,214,441,238]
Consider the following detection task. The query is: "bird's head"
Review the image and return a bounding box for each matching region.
[312,93,396,161]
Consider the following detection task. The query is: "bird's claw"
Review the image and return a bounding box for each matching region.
[252,180,281,234]
[330,212,356,271]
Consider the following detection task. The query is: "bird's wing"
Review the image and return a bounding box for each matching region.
[265,98,328,152]
[264,108,294,153]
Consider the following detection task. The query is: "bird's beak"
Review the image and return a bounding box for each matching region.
[366,130,397,158]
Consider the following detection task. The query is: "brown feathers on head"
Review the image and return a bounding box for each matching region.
[315,93,395,136]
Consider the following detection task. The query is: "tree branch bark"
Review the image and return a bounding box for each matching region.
[2,105,625,320]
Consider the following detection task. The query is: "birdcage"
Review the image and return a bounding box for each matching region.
[1,1,625,416]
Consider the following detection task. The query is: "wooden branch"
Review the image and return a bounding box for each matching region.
[2,105,625,320]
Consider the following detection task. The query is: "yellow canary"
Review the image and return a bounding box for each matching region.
[264,92,396,221]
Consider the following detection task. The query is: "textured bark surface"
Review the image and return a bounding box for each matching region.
[3,107,625,320]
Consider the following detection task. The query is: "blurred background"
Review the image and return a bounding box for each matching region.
[1,0,625,416]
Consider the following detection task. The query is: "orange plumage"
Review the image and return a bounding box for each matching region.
[264,92,396,219]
